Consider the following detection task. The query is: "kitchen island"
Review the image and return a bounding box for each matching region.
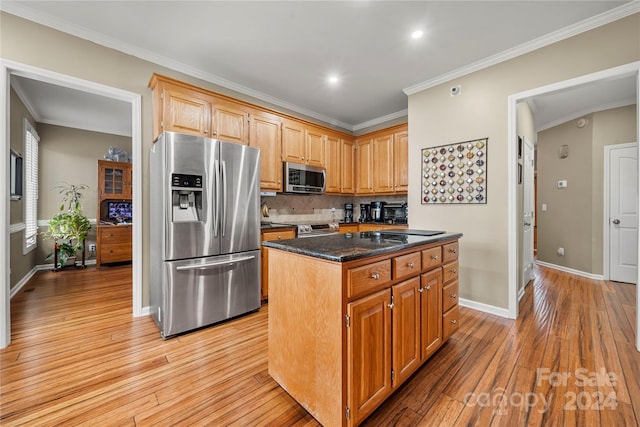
[263,230,462,427]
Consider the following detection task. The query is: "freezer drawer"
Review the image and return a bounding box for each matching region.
[155,250,260,338]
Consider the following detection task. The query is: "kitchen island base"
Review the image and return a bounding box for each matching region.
[266,232,461,426]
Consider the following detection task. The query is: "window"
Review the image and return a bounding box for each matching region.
[23,119,39,254]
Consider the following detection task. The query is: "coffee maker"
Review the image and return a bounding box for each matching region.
[370,201,385,222]
[359,203,371,222]
[344,203,354,223]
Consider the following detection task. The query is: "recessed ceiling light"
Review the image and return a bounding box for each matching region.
[328,75,339,84]
[411,30,423,39]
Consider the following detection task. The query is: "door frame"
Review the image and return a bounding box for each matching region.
[507,61,640,351]
[521,137,535,289]
[604,142,638,282]
[0,59,143,349]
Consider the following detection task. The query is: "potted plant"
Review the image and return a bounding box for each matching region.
[43,183,91,268]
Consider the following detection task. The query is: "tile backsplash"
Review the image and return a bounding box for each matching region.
[261,193,407,224]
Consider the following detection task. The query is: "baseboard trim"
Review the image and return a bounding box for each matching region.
[535,261,604,281]
[459,298,512,319]
[10,260,98,299]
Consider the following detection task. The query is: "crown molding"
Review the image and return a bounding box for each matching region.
[403,2,640,96]
[352,109,408,132]
[537,97,637,132]
[0,2,355,132]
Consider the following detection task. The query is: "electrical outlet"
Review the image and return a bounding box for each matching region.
[89,243,96,252]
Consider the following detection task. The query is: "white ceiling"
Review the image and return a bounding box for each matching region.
[3,1,638,137]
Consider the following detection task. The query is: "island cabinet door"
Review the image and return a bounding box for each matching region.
[347,288,392,426]
[391,277,422,388]
[420,268,443,360]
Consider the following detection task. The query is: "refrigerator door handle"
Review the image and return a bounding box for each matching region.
[175,255,256,271]
[214,159,220,237]
[221,160,228,237]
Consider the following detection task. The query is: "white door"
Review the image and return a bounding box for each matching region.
[522,138,535,287]
[608,143,638,284]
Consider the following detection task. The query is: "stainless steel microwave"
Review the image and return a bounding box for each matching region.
[284,162,326,194]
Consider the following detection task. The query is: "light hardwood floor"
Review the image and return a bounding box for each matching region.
[1,264,638,426]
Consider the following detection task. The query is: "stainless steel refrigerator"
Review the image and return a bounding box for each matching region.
[150,131,261,338]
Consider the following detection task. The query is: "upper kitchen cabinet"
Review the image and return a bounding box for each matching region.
[248,109,282,191]
[149,74,212,140]
[372,133,394,193]
[353,124,408,196]
[213,100,249,145]
[325,132,342,194]
[98,160,132,199]
[281,119,325,167]
[341,138,356,194]
[393,130,409,192]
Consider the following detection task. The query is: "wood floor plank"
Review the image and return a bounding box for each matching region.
[1,264,637,427]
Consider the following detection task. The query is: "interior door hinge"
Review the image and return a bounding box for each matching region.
[345,314,350,328]
[346,406,350,420]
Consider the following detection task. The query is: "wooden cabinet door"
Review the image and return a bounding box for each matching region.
[355,138,374,194]
[391,277,421,387]
[393,130,409,193]
[305,127,325,167]
[347,289,392,426]
[341,139,355,194]
[420,268,443,360]
[281,120,306,163]
[213,101,248,144]
[373,134,394,193]
[324,133,341,193]
[249,111,282,191]
[98,161,131,199]
[163,85,212,137]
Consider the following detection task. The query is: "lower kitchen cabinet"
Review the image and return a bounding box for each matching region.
[260,227,296,300]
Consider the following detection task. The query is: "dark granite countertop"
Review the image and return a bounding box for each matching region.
[260,222,297,231]
[262,230,462,262]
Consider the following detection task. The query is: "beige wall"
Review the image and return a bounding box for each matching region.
[408,14,639,309]
[34,124,132,265]
[538,105,637,275]
[9,88,38,289]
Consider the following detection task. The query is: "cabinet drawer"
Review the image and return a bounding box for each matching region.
[442,280,459,313]
[392,252,421,280]
[100,226,131,244]
[443,305,460,341]
[348,260,391,299]
[443,260,459,283]
[261,229,295,241]
[442,241,459,263]
[101,243,132,263]
[339,225,359,234]
[421,246,442,270]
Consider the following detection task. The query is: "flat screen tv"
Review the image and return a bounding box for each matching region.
[108,201,132,223]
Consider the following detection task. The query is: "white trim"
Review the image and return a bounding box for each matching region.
[352,109,408,132]
[10,76,40,122]
[37,218,97,227]
[517,285,526,302]
[537,97,637,132]
[36,118,132,138]
[9,222,25,234]
[535,261,606,281]
[9,265,38,299]
[1,59,144,350]
[459,298,511,319]
[404,2,640,95]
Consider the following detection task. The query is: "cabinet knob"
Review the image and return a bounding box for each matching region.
[451,319,457,325]
[388,302,395,309]
[425,285,431,291]
[204,130,208,134]
[277,235,282,239]
[408,262,415,268]
[431,255,439,260]
[449,248,457,254]
[418,287,424,293]
[451,269,457,274]
[371,273,380,280]
[451,293,457,299]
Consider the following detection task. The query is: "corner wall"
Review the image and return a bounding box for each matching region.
[408,14,639,310]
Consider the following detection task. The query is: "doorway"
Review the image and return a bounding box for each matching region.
[605,142,638,284]
[508,61,640,352]
[1,59,142,349]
